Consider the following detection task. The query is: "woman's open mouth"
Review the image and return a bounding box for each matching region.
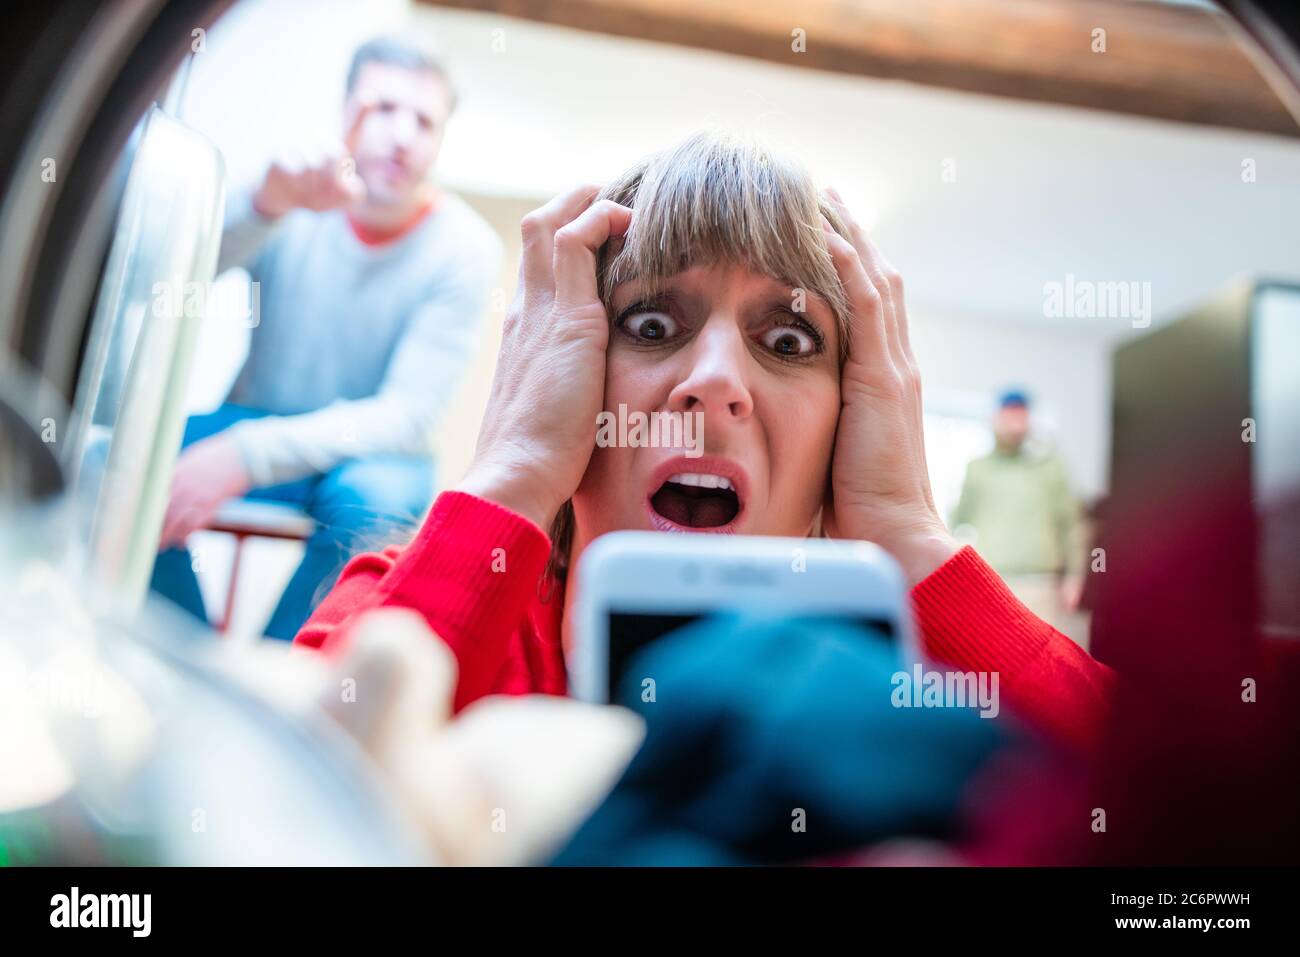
[646,459,747,533]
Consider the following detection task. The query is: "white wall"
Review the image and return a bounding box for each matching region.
[414,7,1300,331]
[179,0,409,192]
[912,314,1112,500]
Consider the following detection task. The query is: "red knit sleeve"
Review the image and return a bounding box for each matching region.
[910,546,1115,753]
[294,490,552,708]
[294,544,404,651]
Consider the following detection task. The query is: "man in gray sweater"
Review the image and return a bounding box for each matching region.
[152,38,501,639]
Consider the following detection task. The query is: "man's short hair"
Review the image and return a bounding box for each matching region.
[345,37,457,110]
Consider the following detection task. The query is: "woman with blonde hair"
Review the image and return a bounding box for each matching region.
[296,131,1113,752]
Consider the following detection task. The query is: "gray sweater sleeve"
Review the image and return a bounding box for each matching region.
[217,189,280,275]
[225,233,502,486]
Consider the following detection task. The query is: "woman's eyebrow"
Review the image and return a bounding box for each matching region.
[760,287,829,321]
[757,290,838,346]
[611,284,679,312]
[613,272,697,303]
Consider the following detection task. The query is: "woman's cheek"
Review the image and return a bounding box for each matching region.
[577,351,657,521]
[750,383,827,531]
[603,348,663,414]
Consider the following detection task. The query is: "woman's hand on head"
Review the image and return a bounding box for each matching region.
[458,185,633,531]
[819,190,959,586]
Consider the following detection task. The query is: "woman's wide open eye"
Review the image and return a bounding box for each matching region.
[760,323,820,358]
[620,309,679,342]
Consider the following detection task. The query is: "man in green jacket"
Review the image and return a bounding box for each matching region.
[952,391,1087,641]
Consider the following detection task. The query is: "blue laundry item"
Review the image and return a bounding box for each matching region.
[554,615,1006,865]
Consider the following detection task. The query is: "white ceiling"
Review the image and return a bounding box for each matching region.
[415,6,1300,340]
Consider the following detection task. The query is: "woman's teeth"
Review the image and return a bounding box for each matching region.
[652,470,742,529]
[667,472,734,491]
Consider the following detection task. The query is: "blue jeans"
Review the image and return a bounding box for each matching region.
[150,403,434,640]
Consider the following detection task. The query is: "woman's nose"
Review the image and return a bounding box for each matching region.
[667,323,755,420]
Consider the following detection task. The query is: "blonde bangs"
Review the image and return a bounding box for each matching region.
[596,131,852,355]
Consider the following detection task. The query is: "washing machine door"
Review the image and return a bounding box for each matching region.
[0,1,425,866]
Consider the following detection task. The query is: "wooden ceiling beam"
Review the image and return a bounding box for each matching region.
[422,0,1300,137]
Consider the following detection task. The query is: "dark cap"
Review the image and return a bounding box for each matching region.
[999,389,1030,409]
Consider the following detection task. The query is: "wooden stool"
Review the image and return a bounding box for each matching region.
[205,499,316,634]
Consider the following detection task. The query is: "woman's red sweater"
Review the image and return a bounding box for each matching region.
[295,491,1115,752]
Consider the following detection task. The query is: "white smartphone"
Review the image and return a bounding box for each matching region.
[569,531,917,704]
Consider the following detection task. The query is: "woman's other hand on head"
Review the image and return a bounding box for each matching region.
[457,185,633,531]
[819,189,958,586]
